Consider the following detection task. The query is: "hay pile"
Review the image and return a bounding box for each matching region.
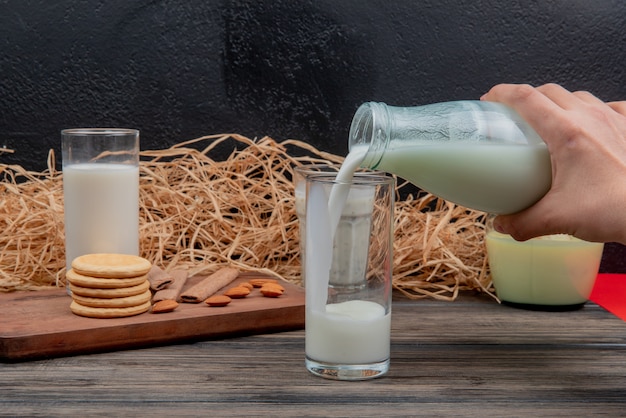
[0,134,493,300]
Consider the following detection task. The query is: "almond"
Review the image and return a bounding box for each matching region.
[224,286,251,299]
[260,287,283,298]
[151,299,179,314]
[261,283,285,292]
[205,295,232,307]
[249,278,278,288]
[239,282,254,290]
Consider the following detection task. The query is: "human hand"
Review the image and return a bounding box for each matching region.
[481,83,626,244]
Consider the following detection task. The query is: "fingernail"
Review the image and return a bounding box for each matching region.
[493,220,505,234]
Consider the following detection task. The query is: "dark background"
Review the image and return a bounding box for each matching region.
[2,0,626,270]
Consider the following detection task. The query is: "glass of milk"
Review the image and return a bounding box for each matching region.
[61,129,140,294]
[303,171,394,380]
[485,215,604,311]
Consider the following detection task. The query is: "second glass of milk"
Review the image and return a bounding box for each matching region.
[61,128,140,295]
[302,171,394,380]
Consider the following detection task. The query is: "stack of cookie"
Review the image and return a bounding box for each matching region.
[67,253,153,318]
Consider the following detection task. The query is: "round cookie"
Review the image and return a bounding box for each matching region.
[67,269,148,289]
[71,289,152,308]
[72,253,152,278]
[70,300,151,319]
[69,279,150,298]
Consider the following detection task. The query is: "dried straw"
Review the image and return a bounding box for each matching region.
[0,133,494,300]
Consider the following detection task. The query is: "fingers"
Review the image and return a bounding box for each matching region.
[491,214,532,241]
[481,84,570,147]
[483,83,626,244]
[481,83,536,105]
[536,83,584,109]
[608,101,626,116]
[480,84,555,121]
[572,90,606,106]
[492,200,565,242]
[483,83,604,110]
[481,83,619,150]
[537,84,606,109]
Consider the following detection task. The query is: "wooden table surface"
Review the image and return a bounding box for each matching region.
[2,292,625,417]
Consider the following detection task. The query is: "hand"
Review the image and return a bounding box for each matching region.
[481,83,626,244]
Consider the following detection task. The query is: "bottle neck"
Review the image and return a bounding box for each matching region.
[348,102,390,169]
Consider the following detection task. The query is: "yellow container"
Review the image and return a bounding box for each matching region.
[485,217,604,311]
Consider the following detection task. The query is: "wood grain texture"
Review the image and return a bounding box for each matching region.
[1,293,625,416]
[0,274,304,360]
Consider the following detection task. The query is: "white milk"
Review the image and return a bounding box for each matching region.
[63,163,139,270]
[374,142,551,214]
[306,300,390,364]
[486,230,604,306]
[328,147,368,233]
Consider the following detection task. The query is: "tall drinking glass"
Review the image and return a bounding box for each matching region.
[62,129,140,293]
[303,171,394,380]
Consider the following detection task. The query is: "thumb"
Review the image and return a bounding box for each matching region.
[493,199,564,241]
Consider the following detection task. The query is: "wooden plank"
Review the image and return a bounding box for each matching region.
[1,296,625,416]
[0,274,304,361]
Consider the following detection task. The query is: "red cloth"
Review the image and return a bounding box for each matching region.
[590,274,626,321]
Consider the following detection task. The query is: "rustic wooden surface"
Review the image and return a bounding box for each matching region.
[1,292,625,416]
[0,274,304,360]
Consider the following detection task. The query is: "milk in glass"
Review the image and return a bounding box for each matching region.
[63,163,139,271]
[306,300,390,364]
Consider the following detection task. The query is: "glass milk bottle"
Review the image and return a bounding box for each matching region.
[348,101,552,214]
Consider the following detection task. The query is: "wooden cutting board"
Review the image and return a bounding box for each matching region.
[0,273,305,361]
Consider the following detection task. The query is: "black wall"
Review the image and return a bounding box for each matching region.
[2,0,626,170]
[2,0,626,269]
